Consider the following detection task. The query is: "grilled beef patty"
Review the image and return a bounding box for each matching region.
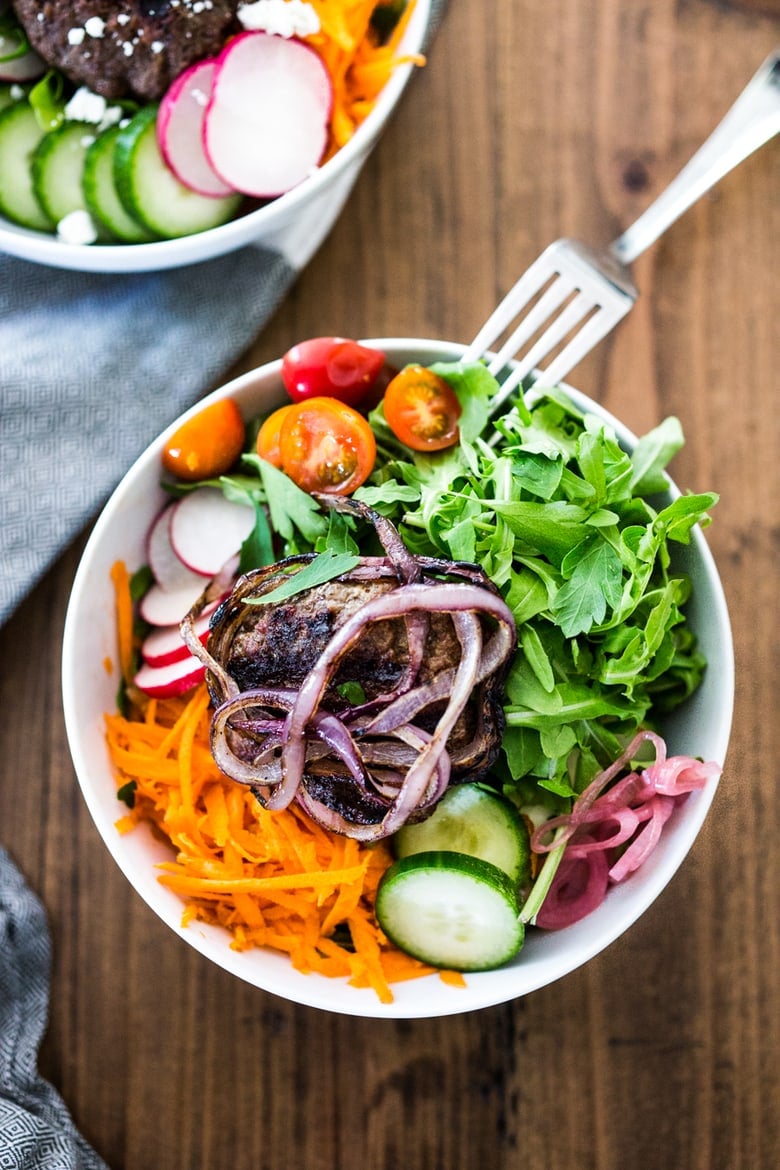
[12,1,240,100]
[209,573,508,824]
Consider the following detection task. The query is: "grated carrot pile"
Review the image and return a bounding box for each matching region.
[107,561,465,1003]
[306,0,426,153]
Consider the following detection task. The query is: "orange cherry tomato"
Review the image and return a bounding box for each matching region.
[383,365,461,452]
[162,398,246,481]
[256,404,295,468]
[278,397,376,495]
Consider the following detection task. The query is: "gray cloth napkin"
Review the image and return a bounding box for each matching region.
[0,245,296,625]
[0,847,109,1170]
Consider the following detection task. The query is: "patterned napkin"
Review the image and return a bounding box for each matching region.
[0,847,109,1170]
[0,245,295,625]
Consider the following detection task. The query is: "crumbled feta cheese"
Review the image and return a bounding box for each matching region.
[84,16,106,39]
[151,41,165,54]
[57,210,98,246]
[63,88,124,132]
[64,87,107,124]
[238,0,321,40]
[122,42,134,57]
[117,13,131,25]
[9,84,24,100]
[67,28,86,46]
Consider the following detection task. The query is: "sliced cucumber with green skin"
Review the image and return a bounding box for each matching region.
[0,101,53,230]
[83,124,157,243]
[394,783,531,888]
[32,119,100,225]
[114,105,242,239]
[375,851,525,971]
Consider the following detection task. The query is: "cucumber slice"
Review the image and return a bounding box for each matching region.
[394,784,531,887]
[83,124,157,243]
[32,119,99,225]
[0,84,26,113]
[114,105,242,239]
[375,851,525,971]
[0,101,52,230]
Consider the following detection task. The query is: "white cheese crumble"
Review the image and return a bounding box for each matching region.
[57,210,98,246]
[64,88,123,131]
[84,16,106,39]
[238,0,321,39]
[67,28,85,46]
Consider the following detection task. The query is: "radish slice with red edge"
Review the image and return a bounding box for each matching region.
[141,603,218,667]
[169,486,255,577]
[147,502,212,592]
[157,58,237,198]
[139,579,210,627]
[204,31,333,198]
[134,654,206,698]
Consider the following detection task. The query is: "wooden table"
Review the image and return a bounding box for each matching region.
[1,3,778,1167]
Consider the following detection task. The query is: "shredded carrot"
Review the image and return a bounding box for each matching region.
[110,560,135,688]
[304,0,426,155]
[106,563,451,1001]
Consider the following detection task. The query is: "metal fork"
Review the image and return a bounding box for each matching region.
[462,49,780,412]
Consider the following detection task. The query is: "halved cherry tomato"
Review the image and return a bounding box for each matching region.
[383,365,461,452]
[256,404,295,468]
[162,398,245,481]
[278,397,376,495]
[282,337,386,408]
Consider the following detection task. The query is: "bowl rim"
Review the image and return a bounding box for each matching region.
[61,337,735,1017]
[0,0,432,273]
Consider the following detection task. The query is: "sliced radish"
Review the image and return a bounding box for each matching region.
[141,603,217,668]
[146,502,208,592]
[139,579,209,627]
[169,487,255,577]
[157,58,237,198]
[134,655,206,698]
[204,31,332,198]
[0,33,45,83]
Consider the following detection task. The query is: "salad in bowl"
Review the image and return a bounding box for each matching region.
[62,338,733,1018]
[0,0,430,271]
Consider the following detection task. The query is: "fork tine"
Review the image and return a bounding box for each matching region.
[460,248,560,363]
[506,290,596,381]
[531,299,633,390]
[486,290,597,415]
[486,275,576,376]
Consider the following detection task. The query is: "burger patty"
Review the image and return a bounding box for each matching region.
[11,0,240,101]
[209,574,508,787]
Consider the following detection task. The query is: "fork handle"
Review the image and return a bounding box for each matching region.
[611,49,780,266]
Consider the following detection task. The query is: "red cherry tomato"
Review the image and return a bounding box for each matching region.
[162,398,246,481]
[256,404,294,467]
[383,365,462,451]
[278,397,376,495]
[281,337,386,408]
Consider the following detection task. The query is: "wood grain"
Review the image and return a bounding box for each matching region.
[1,3,778,1167]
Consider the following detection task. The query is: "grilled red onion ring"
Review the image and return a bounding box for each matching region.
[181,498,517,839]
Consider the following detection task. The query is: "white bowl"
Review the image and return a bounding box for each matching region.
[0,2,431,274]
[62,339,734,1017]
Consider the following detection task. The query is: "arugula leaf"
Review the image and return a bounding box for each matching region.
[243,455,328,546]
[245,551,360,607]
[238,500,275,573]
[553,538,624,636]
[629,416,684,494]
